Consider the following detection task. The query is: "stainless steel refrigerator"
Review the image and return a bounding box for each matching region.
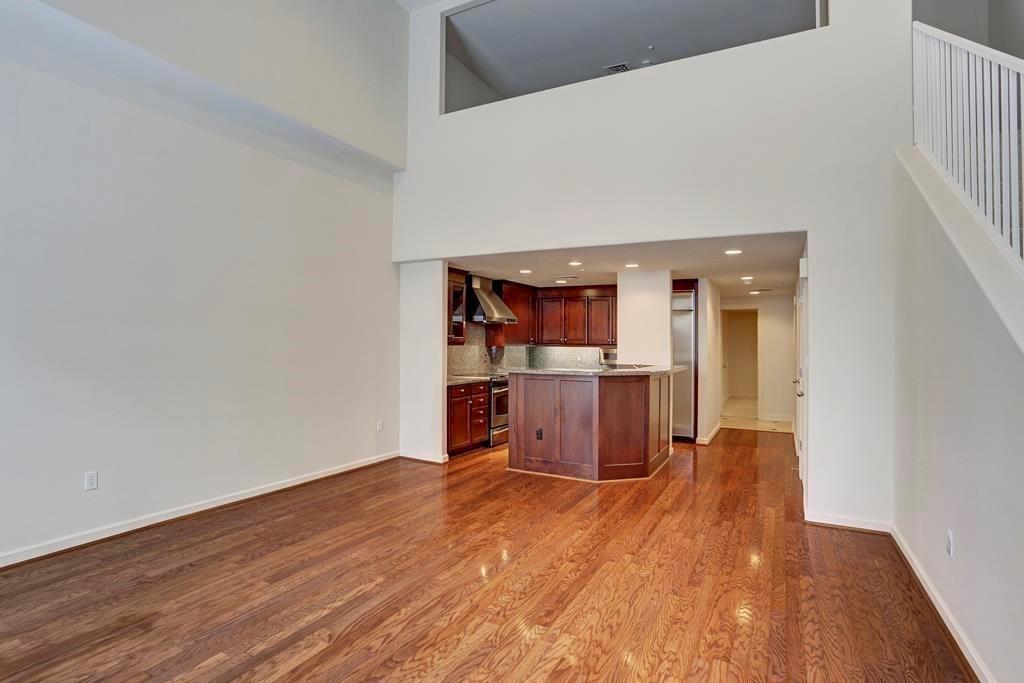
[671,292,695,439]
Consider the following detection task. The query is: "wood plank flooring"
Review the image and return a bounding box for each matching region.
[0,429,972,681]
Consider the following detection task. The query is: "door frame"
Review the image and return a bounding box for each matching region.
[672,279,699,442]
[795,264,810,494]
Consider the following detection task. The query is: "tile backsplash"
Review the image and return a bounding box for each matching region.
[528,345,602,370]
[447,325,491,376]
[447,324,603,376]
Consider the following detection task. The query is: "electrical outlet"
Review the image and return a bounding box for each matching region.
[376,419,383,433]
[946,529,954,558]
[84,471,99,491]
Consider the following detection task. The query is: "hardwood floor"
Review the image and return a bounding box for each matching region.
[0,430,972,681]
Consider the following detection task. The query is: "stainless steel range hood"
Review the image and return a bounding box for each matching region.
[469,276,518,324]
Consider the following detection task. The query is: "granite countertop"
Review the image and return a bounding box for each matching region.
[506,365,686,377]
[446,375,491,386]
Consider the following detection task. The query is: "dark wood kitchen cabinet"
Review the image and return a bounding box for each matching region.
[448,394,471,451]
[501,281,536,345]
[508,371,673,481]
[447,269,467,346]
[538,298,566,344]
[564,298,587,344]
[534,285,617,347]
[448,382,491,455]
[586,296,616,345]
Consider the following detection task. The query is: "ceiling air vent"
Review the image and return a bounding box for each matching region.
[605,63,630,74]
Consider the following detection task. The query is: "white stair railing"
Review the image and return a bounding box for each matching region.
[913,22,1024,266]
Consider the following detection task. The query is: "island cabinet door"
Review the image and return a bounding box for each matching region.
[519,377,559,467]
[598,377,649,480]
[511,375,596,479]
[555,378,596,479]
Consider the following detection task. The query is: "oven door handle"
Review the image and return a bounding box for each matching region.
[491,387,509,397]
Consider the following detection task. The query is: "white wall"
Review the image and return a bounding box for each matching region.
[397,0,910,526]
[444,52,500,114]
[0,54,401,565]
[616,270,672,366]
[723,296,797,421]
[399,260,448,463]
[989,0,1024,59]
[913,0,988,44]
[723,310,758,399]
[40,0,409,167]
[696,279,723,444]
[893,147,1023,682]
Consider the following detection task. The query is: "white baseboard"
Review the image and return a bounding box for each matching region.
[804,510,893,533]
[891,527,992,682]
[0,451,399,569]
[400,450,447,464]
[696,422,721,445]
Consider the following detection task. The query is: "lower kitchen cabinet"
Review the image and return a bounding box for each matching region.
[448,396,471,452]
[448,382,491,455]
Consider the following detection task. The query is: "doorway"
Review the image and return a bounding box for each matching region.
[721,310,759,419]
[719,303,795,435]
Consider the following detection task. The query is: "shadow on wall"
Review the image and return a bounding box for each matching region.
[914,0,1024,59]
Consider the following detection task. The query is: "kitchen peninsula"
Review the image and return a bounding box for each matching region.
[508,366,683,481]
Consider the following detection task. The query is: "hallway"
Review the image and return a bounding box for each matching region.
[721,396,793,434]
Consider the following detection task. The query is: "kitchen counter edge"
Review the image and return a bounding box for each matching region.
[505,366,685,377]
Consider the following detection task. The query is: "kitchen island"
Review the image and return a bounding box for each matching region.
[507,366,684,481]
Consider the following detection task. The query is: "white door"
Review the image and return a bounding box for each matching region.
[795,272,809,493]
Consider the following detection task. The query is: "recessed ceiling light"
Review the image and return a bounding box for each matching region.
[519,269,532,274]
[568,261,582,267]
[725,250,743,255]
[625,263,640,268]
[555,279,568,284]
[750,291,760,295]
[741,276,754,281]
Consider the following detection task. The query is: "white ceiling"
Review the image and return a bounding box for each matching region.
[450,232,806,297]
[446,0,817,98]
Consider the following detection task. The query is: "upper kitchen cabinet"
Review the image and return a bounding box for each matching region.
[448,268,467,345]
[501,281,536,345]
[586,296,616,346]
[538,298,566,344]
[535,285,617,347]
[564,298,587,345]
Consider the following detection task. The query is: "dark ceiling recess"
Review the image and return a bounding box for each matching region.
[443,0,825,114]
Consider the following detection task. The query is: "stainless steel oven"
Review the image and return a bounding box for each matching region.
[490,376,509,446]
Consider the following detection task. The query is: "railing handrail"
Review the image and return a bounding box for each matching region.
[913,21,1024,75]
[912,20,1024,270]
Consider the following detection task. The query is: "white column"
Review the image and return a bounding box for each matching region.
[399,260,448,463]
[616,269,673,366]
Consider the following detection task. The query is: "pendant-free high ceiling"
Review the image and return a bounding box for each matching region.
[446,0,819,99]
